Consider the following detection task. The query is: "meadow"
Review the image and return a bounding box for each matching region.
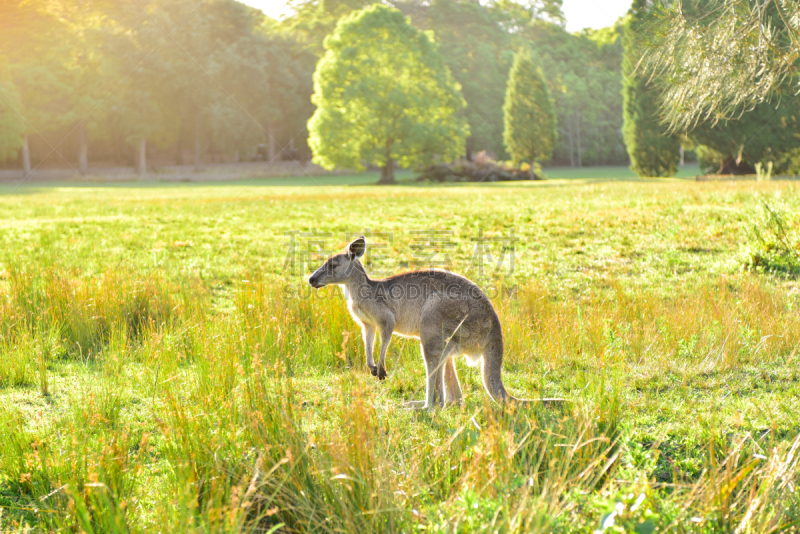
[1,170,800,532]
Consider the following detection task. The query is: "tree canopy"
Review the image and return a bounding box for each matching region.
[503,48,557,177]
[308,4,468,184]
[0,0,315,175]
[642,0,800,132]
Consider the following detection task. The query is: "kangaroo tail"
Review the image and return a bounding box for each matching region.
[481,331,569,407]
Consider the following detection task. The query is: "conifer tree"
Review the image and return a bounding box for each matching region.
[503,48,556,179]
[621,1,679,177]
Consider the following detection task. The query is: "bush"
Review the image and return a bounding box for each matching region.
[416,151,542,182]
[696,144,726,174]
[743,201,800,275]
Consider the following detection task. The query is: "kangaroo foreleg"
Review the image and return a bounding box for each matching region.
[362,324,377,377]
[376,317,395,381]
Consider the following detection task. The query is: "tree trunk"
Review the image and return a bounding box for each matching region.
[679,145,685,166]
[268,126,276,162]
[576,111,582,168]
[175,132,183,165]
[113,132,122,165]
[22,135,31,179]
[377,139,395,184]
[379,161,395,184]
[136,138,146,175]
[194,113,202,172]
[78,123,88,174]
[529,157,535,180]
[598,127,605,166]
[719,158,755,175]
[567,121,574,167]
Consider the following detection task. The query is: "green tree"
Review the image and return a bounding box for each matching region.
[643,0,800,131]
[308,4,468,184]
[420,0,511,159]
[283,0,373,55]
[502,48,556,179]
[508,16,627,167]
[687,97,800,175]
[489,0,566,31]
[1,0,74,177]
[622,2,679,177]
[0,78,25,161]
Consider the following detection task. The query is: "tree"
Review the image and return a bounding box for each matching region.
[1,0,74,177]
[308,4,468,184]
[643,0,800,131]
[622,2,679,177]
[502,48,556,179]
[628,0,800,175]
[489,0,567,31]
[687,98,800,174]
[418,0,512,159]
[0,78,25,161]
[509,18,627,167]
[283,0,373,55]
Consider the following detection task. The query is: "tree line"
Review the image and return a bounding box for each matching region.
[0,0,628,177]
[0,0,314,175]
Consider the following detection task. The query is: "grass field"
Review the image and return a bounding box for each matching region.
[1,170,800,532]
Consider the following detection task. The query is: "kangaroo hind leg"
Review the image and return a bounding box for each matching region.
[443,356,463,406]
[401,357,459,409]
[420,333,459,410]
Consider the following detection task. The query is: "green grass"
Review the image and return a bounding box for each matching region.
[542,163,702,180]
[1,173,800,532]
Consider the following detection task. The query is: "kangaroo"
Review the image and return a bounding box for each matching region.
[308,236,566,409]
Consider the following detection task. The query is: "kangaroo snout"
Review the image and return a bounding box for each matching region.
[308,272,324,288]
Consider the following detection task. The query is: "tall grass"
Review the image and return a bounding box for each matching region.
[2,266,800,532]
[504,278,800,371]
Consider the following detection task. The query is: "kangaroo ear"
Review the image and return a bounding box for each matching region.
[347,236,366,260]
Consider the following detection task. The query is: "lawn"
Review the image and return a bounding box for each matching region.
[1,172,799,532]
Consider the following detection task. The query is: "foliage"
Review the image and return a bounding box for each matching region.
[643,0,800,132]
[308,4,468,184]
[528,21,628,167]
[488,0,567,30]
[0,78,24,161]
[686,97,800,175]
[0,0,315,171]
[696,144,726,174]
[744,201,800,275]
[419,0,513,159]
[503,48,556,176]
[0,0,628,174]
[283,0,374,55]
[622,1,680,177]
[415,153,541,182]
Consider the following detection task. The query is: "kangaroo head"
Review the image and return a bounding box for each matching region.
[308,236,366,288]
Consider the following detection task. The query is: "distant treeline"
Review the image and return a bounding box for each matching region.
[0,0,628,174]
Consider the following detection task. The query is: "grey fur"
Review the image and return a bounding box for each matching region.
[309,236,567,409]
